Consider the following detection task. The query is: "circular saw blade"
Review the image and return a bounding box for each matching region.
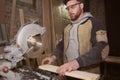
[16,23,46,58]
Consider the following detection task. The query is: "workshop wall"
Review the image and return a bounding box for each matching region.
[6,0,41,36]
[0,0,43,68]
[0,0,106,69]
[0,0,6,24]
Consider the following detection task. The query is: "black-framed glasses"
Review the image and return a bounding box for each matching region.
[66,2,81,10]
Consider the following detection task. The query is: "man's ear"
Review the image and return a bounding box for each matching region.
[80,3,84,9]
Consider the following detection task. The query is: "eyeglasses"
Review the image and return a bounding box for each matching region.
[66,2,81,11]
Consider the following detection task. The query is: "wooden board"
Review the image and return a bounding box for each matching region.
[10,0,16,39]
[104,56,120,63]
[19,9,25,27]
[39,64,100,80]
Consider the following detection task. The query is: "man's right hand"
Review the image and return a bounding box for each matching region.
[41,55,56,65]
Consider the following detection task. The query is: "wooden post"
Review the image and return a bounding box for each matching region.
[19,9,25,27]
[49,0,56,50]
[41,0,52,51]
[10,0,16,39]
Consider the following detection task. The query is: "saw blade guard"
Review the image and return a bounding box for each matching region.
[16,23,46,56]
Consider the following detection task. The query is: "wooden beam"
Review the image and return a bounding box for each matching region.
[19,9,25,27]
[10,0,16,39]
[39,64,100,80]
[49,0,56,50]
[40,0,52,56]
[104,56,120,64]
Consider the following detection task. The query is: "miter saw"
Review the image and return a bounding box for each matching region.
[0,22,56,80]
[0,22,100,80]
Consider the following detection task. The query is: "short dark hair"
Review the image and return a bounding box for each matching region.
[63,0,84,5]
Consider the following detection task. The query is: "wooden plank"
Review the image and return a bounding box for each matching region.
[19,9,25,27]
[41,0,52,53]
[104,56,120,63]
[49,0,56,50]
[0,24,8,40]
[39,64,100,80]
[10,0,16,39]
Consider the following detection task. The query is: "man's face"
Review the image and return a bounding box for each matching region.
[66,0,83,21]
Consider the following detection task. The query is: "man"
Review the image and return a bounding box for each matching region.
[42,0,109,76]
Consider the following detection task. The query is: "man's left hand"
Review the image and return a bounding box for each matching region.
[56,60,79,76]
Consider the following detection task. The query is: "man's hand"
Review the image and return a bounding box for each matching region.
[56,60,79,76]
[41,55,56,65]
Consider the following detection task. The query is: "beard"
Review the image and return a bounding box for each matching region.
[70,9,82,21]
[70,13,80,21]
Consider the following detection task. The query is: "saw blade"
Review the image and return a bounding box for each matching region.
[16,23,46,57]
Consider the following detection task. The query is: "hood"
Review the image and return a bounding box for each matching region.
[71,12,93,24]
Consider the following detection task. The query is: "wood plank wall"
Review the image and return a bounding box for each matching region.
[0,0,6,24]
